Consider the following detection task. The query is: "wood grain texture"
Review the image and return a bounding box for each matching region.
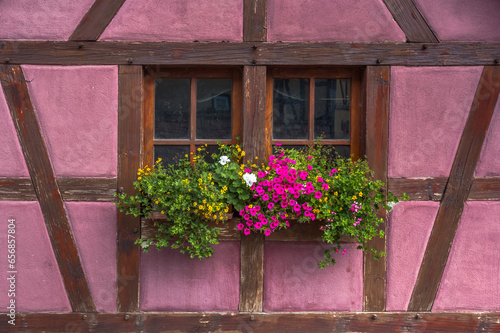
[243,0,267,42]
[240,65,267,312]
[469,177,500,200]
[364,66,390,312]
[382,0,439,42]
[1,42,499,66]
[58,178,117,201]
[117,65,142,312]
[69,0,126,41]
[239,232,264,312]
[388,178,447,201]
[0,178,36,200]
[0,65,96,312]
[408,66,500,312]
[4,312,500,332]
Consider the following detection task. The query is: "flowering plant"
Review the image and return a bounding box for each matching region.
[114,144,252,259]
[237,143,407,268]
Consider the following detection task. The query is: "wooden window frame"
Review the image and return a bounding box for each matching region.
[143,66,243,167]
[265,67,362,159]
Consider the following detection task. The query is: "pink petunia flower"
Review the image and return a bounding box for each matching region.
[268,203,274,210]
[307,165,313,171]
[314,191,322,199]
[237,223,244,230]
[255,222,262,229]
[264,229,271,236]
[244,228,251,235]
[262,194,269,201]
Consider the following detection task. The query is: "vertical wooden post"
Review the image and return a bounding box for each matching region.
[240,66,266,312]
[243,0,267,42]
[364,66,390,311]
[117,65,143,312]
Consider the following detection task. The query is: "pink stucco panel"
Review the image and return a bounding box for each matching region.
[65,202,117,312]
[0,201,71,312]
[0,87,29,178]
[0,0,94,41]
[140,242,240,311]
[21,66,118,178]
[100,0,243,42]
[415,0,500,42]
[433,202,500,311]
[476,100,500,177]
[267,0,405,42]
[263,242,363,312]
[389,67,482,178]
[386,202,438,311]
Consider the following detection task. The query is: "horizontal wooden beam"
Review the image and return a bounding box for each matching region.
[4,312,500,332]
[0,41,499,66]
[141,217,356,243]
[0,178,116,201]
[389,177,500,201]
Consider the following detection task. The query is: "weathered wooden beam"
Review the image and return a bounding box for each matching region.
[239,65,267,312]
[364,66,390,311]
[117,65,142,312]
[0,65,96,312]
[4,312,500,332]
[382,0,439,43]
[408,66,500,312]
[69,0,126,41]
[243,0,267,42]
[388,178,447,201]
[1,42,499,66]
[0,178,116,201]
[469,177,500,200]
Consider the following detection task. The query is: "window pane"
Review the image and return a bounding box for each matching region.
[314,79,351,140]
[155,78,190,139]
[196,79,232,140]
[195,145,220,164]
[273,79,309,139]
[154,146,190,165]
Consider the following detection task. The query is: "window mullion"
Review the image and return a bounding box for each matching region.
[308,77,314,144]
[190,78,197,160]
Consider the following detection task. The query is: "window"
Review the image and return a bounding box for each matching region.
[144,67,361,166]
[266,67,362,159]
[143,67,242,166]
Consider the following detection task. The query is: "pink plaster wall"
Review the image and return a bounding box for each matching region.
[0,201,71,312]
[386,202,438,311]
[414,0,500,42]
[140,242,240,311]
[476,100,500,177]
[433,202,500,311]
[0,88,29,178]
[389,67,482,178]
[0,0,94,41]
[267,0,405,42]
[100,0,243,42]
[21,66,118,178]
[263,242,363,311]
[65,202,117,312]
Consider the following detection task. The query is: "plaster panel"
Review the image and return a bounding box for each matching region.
[433,202,500,311]
[0,88,29,178]
[21,66,118,178]
[140,242,240,311]
[100,0,242,42]
[263,242,363,311]
[0,0,94,41]
[476,100,500,177]
[415,0,500,42]
[65,202,117,312]
[267,0,405,42]
[0,201,71,312]
[389,67,482,178]
[386,202,438,311]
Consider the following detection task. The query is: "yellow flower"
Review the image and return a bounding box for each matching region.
[352,195,357,200]
[239,172,243,176]
[138,177,142,180]
[193,202,197,206]
[202,199,206,204]
[155,200,159,204]
[179,195,182,198]
[187,207,190,211]
[241,151,246,156]
[197,148,202,151]
[359,192,363,197]
[161,210,165,214]
[211,182,214,185]
[334,191,338,196]
[255,156,258,159]
[185,154,188,158]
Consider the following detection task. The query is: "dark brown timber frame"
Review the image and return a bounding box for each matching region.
[0,65,96,312]
[364,66,390,311]
[69,0,127,41]
[1,42,499,66]
[3,312,500,332]
[408,66,500,311]
[382,0,438,43]
[117,65,143,312]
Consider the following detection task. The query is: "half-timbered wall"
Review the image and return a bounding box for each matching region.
[0,0,499,331]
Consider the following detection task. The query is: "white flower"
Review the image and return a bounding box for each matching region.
[219,156,230,165]
[242,173,257,187]
[387,201,397,210]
